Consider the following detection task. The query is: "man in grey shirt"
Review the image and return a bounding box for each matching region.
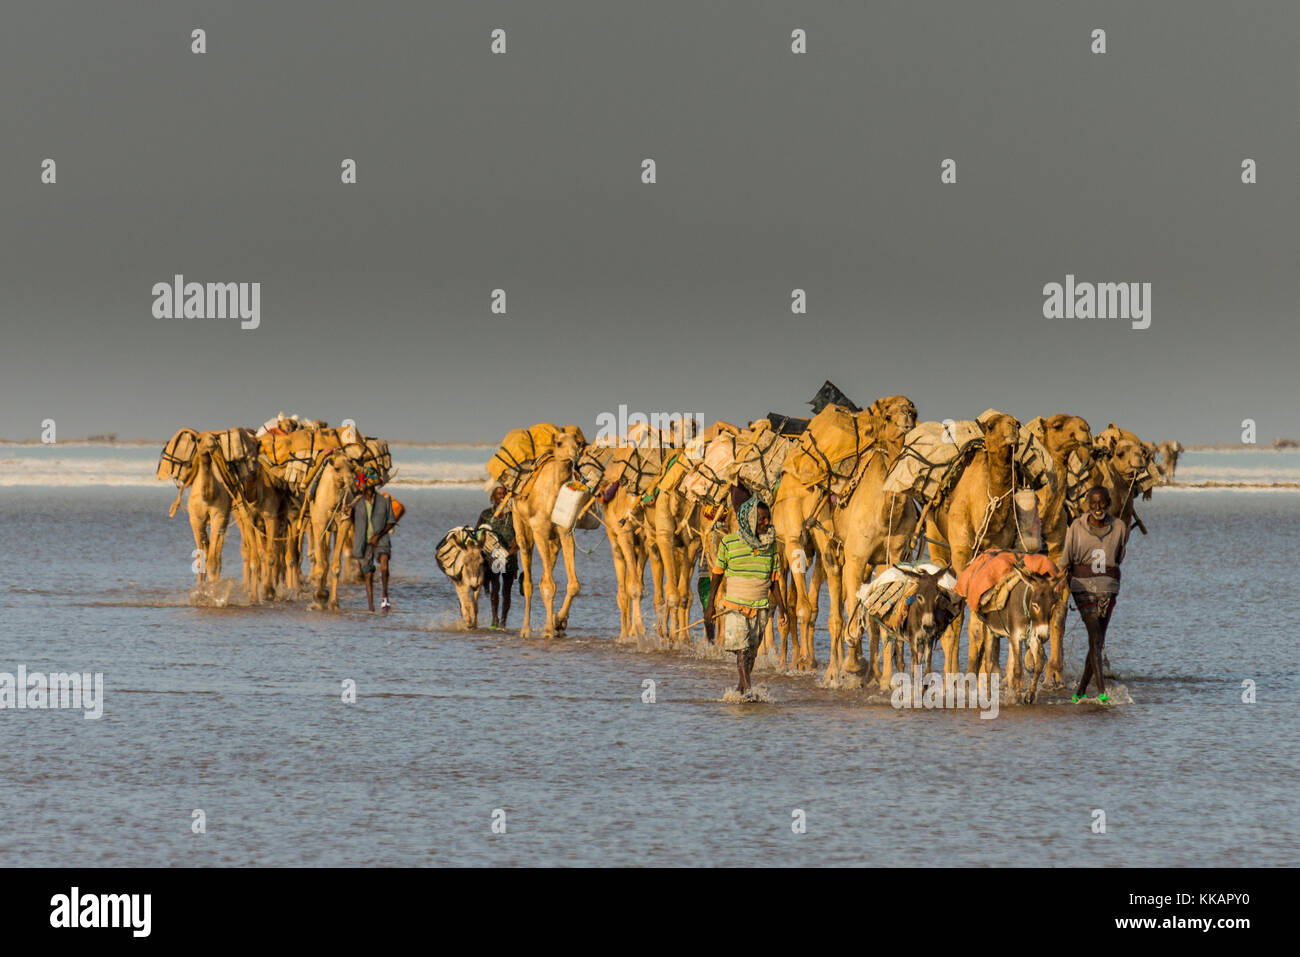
[351,467,399,612]
[1060,485,1129,702]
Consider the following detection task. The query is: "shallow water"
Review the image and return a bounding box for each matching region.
[1,486,1296,866]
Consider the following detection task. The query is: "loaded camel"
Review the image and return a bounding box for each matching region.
[1025,414,1094,688]
[512,427,587,638]
[925,411,1023,676]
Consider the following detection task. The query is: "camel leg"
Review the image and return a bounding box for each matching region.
[646,541,664,641]
[189,508,208,585]
[208,510,229,583]
[677,537,701,644]
[839,554,869,676]
[286,515,303,593]
[310,523,329,606]
[629,540,648,639]
[610,537,631,640]
[983,632,1000,679]
[517,533,535,638]
[941,607,965,677]
[965,615,984,677]
[327,528,344,611]
[537,533,560,638]
[248,519,263,603]
[554,532,580,633]
[1044,599,1067,689]
[656,529,678,645]
[823,553,854,684]
[805,555,825,672]
[262,507,281,600]
[783,546,812,669]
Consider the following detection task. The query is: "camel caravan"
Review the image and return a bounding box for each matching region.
[457,382,1174,703]
[156,413,394,608]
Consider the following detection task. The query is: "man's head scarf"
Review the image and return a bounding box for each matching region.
[736,496,774,549]
[354,466,381,492]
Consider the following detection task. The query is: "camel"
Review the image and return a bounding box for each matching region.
[1084,427,1155,529]
[575,446,664,642]
[812,397,920,684]
[967,568,1067,704]
[645,487,708,644]
[771,396,918,680]
[926,411,1023,675]
[1157,440,1183,484]
[512,427,586,638]
[302,451,358,610]
[184,433,234,586]
[1026,414,1094,687]
[233,460,291,603]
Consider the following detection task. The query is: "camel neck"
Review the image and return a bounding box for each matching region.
[986,444,1014,496]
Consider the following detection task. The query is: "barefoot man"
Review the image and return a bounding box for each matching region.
[703,497,788,696]
[1062,485,1129,703]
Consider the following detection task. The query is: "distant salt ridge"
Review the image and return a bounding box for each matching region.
[0,453,488,487]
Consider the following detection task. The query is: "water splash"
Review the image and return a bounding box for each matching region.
[719,683,774,704]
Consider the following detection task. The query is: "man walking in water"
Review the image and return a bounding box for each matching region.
[352,467,399,612]
[703,497,788,697]
[1061,485,1129,703]
[478,484,519,629]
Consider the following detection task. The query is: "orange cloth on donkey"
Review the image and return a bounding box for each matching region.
[955,550,1060,611]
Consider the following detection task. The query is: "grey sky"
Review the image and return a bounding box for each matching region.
[1,1,1297,444]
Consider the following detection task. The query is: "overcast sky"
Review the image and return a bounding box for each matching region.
[2,1,1297,444]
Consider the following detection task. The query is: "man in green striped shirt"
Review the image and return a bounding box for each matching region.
[703,497,788,695]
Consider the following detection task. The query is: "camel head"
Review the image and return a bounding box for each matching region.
[327,451,358,493]
[554,428,585,466]
[866,395,918,451]
[196,431,220,455]
[979,412,1021,463]
[1094,423,1143,458]
[1041,414,1093,461]
[1109,439,1154,489]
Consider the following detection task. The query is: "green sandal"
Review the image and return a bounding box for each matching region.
[1072,693,1088,703]
[1097,693,1110,704]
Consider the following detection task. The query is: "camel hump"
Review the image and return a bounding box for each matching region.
[881,419,982,502]
[489,423,561,483]
[782,404,873,489]
[158,427,200,484]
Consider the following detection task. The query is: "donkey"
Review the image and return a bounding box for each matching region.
[436,526,506,629]
[851,565,963,687]
[968,569,1067,703]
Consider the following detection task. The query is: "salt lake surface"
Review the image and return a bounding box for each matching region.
[1,469,1296,865]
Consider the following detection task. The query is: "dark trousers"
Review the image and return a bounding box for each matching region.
[1075,594,1114,695]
